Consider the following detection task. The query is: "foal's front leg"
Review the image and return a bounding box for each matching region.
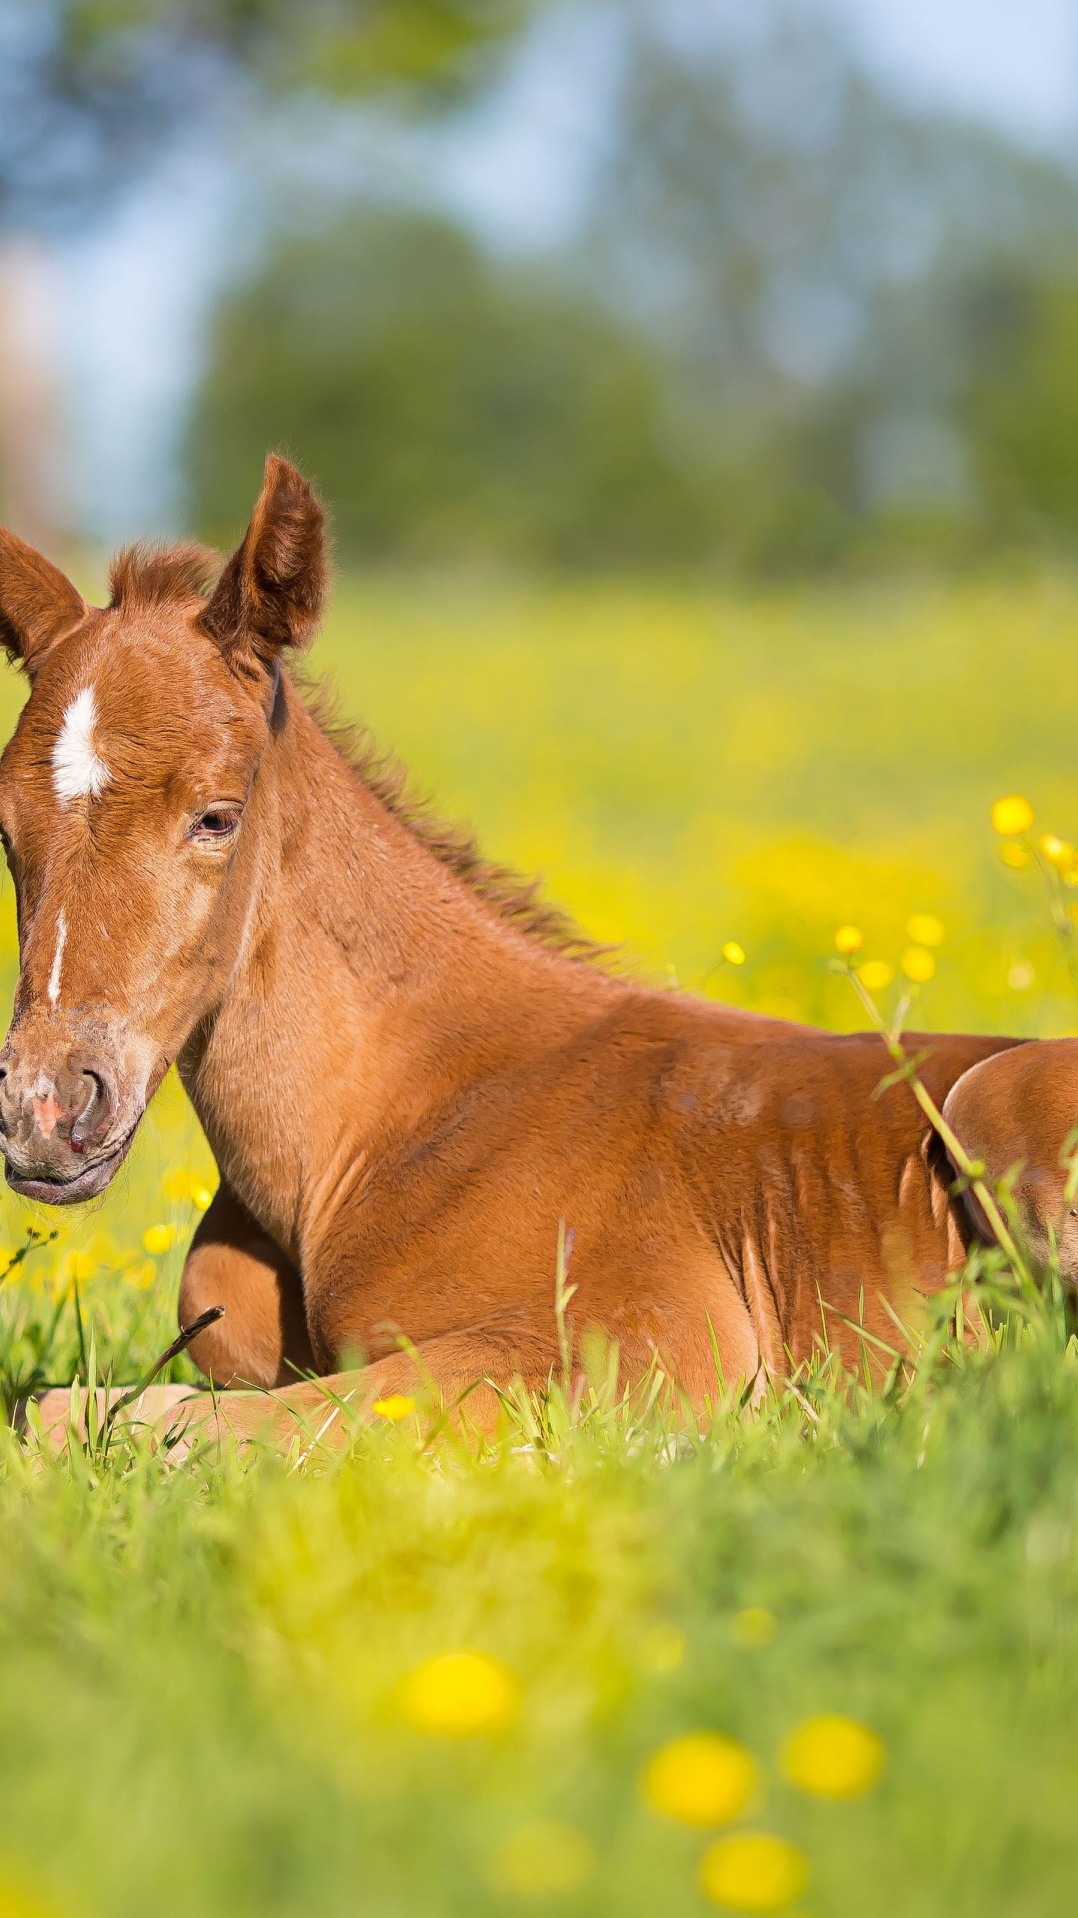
[152,1323,555,1456]
[26,1332,519,1458]
[25,1183,315,1447]
[177,1180,315,1388]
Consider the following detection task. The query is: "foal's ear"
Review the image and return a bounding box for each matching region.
[198,454,327,669]
[0,527,88,680]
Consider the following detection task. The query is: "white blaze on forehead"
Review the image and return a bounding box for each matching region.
[52,685,110,803]
[47,910,66,1008]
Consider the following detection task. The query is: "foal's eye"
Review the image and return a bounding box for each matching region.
[189,808,241,845]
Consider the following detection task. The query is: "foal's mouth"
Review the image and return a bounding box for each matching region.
[4,1125,139,1205]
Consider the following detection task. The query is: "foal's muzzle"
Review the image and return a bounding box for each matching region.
[0,1039,138,1203]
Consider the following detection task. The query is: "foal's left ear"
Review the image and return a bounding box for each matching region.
[197,454,327,670]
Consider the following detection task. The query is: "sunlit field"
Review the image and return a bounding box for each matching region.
[1,574,1078,1917]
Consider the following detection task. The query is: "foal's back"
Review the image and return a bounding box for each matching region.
[301,967,1018,1396]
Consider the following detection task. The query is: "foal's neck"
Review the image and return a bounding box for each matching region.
[181,682,607,1260]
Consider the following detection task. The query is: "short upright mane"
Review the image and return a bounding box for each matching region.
[108,542,220,610]
[303,681,606,964]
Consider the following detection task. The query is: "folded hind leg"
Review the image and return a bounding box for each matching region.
[177,1181,315,1388]
[942,1038,1078,1276]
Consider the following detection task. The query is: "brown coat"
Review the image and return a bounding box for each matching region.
[0,456,1071,1450]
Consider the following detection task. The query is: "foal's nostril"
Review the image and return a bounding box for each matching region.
[70,1069,109,1150]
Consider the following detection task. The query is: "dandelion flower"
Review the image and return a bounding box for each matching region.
[1039,834,1073,865]
[991,795,1033,836]
[780,1714,884,1798]
[999,842,1031,869]
[857,960,894,993]
[641,1732,757,1826]
[900,947,935,984]
[162,1168,215,1209]
[721,941,746,967]
[700,1832,807,1912]
[906,913,943,946]
[488,1821,594,1895]
[731,1607,777,1648]
[833,925,863,955]
[399,1650,518,1736]
[142,1223,179,1256]
[371,1394,416,1421]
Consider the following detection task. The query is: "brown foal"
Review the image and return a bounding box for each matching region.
[0,455,1075,1452]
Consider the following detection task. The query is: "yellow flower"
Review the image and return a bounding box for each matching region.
[991,794,1034,836]
[399,1651,518,1736]
[900,946,935,984]
[833,924,863,955]
[640,1732,757,1826]
[999,841,1032,869]
[142,1223,179,1256]
[906,912,943,946]
[162,1168,215,1209]
[780,1714,885,1798]
[371,1394,416,1421]
[721,941,746,966]
[700,1833,807,1912]
[857,960,894,993]
[66,1251,95,1282]
[488,1821,594,1895]
[731,1607,777,1648]
[1039,834,1073,865]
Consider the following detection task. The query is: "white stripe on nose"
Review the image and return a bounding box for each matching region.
[47,910,66,1007]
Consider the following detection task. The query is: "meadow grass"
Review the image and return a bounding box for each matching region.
[0,572,1076,1914]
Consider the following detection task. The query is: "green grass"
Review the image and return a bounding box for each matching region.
[4,1326,1078,1917]
[1,572,1077,1915]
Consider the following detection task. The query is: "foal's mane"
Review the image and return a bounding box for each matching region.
[108,540,604,963]
[108,542,219,608]
[303,681,605,963]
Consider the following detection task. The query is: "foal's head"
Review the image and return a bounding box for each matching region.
[0,455,325,1201]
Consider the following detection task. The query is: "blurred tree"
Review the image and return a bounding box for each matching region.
[569,0,1078,569]
[959,274,1078,546]
[0,0,534,234]
[0,0,538,542]
[186,0,1078,574]
[190,210,718,566]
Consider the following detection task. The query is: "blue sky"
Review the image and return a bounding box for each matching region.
[832,0,1078,147]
